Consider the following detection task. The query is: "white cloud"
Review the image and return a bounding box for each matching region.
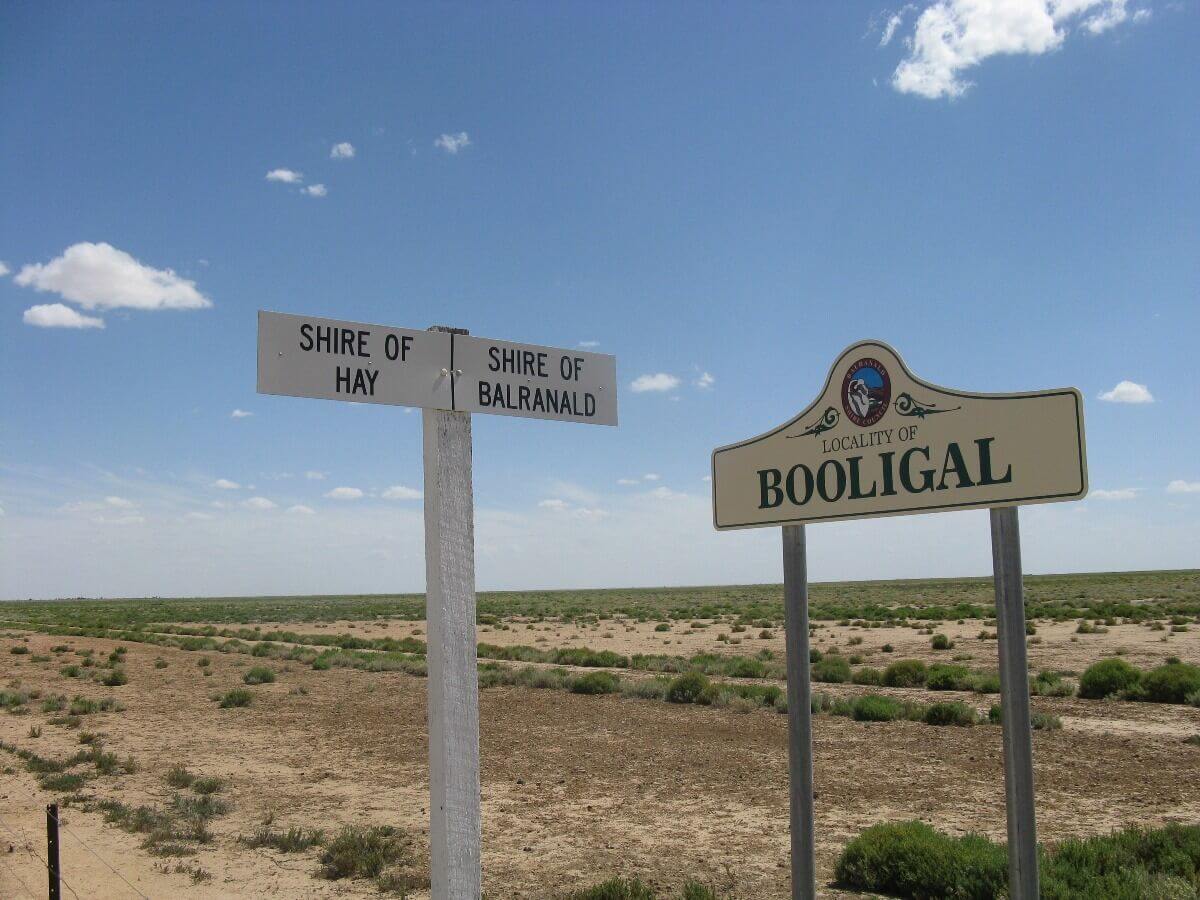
[1166,480,1200,495]
[381,485,422,501]
[230,409,253,419]
[287,504,316,515]
[93,514,145,526]
[183,511,214,521]
[578,340,600,348]
[701,475,712,483]
[266,168,303,183]
[643,473,661,481]
[695,371,715,390]
[330,142,356,159]
[617,478,639,486]
[1089,488,1138,501]
[305,471,327,480]
[242,497,277,510]
[23,303,105,329]
[105,496,135,509]
[0,261,9,277]
[649,486,687,500]
[434,132,471,154]
[325,486,364,500]
[302,184,328,198]
[880,4,916,45]
[630,373,680,393]
[890,1,1145,100]
[15,242,211,311]
[538,498,569,511]
[1098,380,1154,404]
[212,478,241,490]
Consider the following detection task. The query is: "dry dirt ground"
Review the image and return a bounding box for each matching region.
[2,619,1198,899]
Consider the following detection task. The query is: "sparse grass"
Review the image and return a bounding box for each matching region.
[218,688,253,708]
[166,765,195,788]
[240,824,324,852]
[191,776,225,795]
[318,825,412,880]
[243,666,275,685]
[99,667,128,686]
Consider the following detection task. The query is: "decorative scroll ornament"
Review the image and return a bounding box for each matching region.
[893,392,960,419]
[789,405,839,439]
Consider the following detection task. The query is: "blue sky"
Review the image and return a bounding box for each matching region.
[2,1,1197,599]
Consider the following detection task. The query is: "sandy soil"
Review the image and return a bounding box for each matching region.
[1,620,1198,898]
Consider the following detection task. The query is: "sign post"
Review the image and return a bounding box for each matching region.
[258,311,617,899]
[781,524,816,900]
[711,340,1086,899]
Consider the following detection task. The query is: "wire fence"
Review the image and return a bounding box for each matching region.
[1,796,148,900]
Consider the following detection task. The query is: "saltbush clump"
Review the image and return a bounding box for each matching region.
[666,671,710,704]
[852,695,904,722]
[1078,658,1142,700]
[883,659,927,688]
[1140,662,1200,705]
[812,655,851,684]
[923,701,977,727]
[570,672,620,695]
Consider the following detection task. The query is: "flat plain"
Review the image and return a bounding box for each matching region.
[1,569,1198,898]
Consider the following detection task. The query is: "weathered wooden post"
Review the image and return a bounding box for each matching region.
[711,340,1086,896]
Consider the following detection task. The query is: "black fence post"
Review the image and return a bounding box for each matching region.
[46,803,61,900]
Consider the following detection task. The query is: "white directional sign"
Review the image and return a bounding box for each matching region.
[454,335,617,426]
[257,311,618,425]
[257,311,452,409]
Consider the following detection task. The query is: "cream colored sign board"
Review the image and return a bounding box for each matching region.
[711,340,1087,530]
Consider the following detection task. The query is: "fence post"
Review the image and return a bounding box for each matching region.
[46,803,61,900]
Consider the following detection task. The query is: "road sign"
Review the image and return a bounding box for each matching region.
[258,313,618,899]
[257,311,617,425]
[711,339,1086,530]
[712,338,1088,900]
[453,335,618,426]
[257,310,453,409]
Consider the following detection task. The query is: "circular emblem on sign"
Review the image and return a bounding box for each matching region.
[841,357,891,427]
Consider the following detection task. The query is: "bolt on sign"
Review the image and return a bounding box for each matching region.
[712,339,1087,529]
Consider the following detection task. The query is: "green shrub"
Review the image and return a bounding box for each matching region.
[570,672,619,695]
[924,701,977,727]
[100,668,128,687]
[926,664,969,691]
[318,825,410,880]
[1031,712,1062,731]
[192,776,225,795]
[243,666,275,685]
[241,825,324,852]
[218,688,252,708]
[166,766,195,788]
[10,645,30,655]
[852,667,884,686]
[881,644,894,653]
[835,820,1007,899]
[968,672,1002,694]
[812,655,851,684]
[666,671,710,704]
[931,634,953,650]
[1140,663,1200,704]
[809,648,823,663]
[883,659,927,688]
[654,623,670,632]
[852,694,904,722]
[1078,658,1142,699]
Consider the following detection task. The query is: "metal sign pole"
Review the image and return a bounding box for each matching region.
[781,524,817,900]
[990,506,1039,899]
[423,326,481,900]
